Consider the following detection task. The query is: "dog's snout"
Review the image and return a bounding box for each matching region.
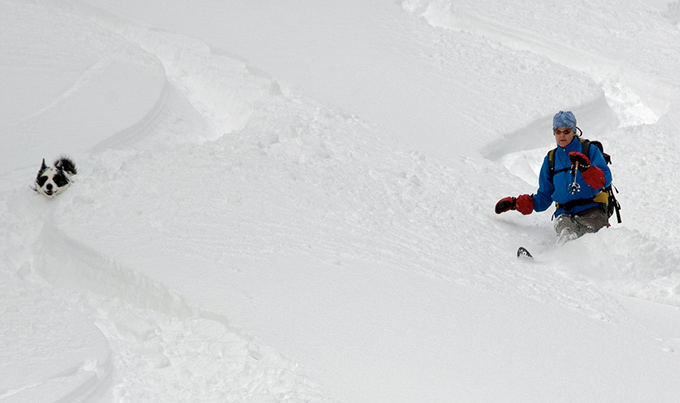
[46,184,53,190]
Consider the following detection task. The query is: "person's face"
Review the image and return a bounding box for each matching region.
[554,127,575,148]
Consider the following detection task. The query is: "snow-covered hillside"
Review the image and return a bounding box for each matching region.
[2,0,680,402]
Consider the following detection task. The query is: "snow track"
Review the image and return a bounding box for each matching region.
[406,0,679,157]
[0,273,112,403]
[1,196,335,402]
[33,224,334,402]
[0,0,167,175]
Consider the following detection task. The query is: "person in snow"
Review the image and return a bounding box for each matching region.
[494,111,612,243]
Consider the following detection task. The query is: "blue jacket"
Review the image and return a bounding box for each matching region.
[532,136,612,217]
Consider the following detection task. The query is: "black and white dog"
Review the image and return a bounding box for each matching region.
[34,157,77,197]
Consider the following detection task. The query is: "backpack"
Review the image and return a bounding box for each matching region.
[547,133,622,223]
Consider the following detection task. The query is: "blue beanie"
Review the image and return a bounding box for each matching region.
[553,111,577,131]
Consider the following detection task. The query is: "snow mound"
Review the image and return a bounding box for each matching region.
[0,0,166,176]
[0,273,111,403]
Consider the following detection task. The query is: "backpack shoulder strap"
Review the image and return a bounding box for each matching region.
[581,139,591,159]
[547,148,556,179]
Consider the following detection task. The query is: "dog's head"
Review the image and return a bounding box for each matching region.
[34,158,75,197]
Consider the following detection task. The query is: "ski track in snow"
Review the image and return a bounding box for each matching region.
[3,0,680,401]
[404,0,674,159]
[3,188,337,402]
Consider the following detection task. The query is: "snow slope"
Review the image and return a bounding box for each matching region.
[2,0,680,402]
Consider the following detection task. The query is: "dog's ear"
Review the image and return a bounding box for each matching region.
[37,159,47,178]
[56,158,77,175]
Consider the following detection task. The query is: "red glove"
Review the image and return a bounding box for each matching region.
[495,197,516,214]
[568,151,591,171]
[569,151,605,189]
[495,195,533,215]
[581,166,605,189]
[515,194,534,215]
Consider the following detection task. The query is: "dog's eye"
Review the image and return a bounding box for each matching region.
[53,174,68,187]
[37,176,48,186]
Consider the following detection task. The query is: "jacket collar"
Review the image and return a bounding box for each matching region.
[559,136,582,152]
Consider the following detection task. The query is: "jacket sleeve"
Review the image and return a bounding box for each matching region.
[532,155,554,212]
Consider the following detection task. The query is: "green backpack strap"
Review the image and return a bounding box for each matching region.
[547,148,556,179]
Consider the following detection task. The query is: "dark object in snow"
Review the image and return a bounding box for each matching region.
[517,247,533,259]
[34,157,77,198]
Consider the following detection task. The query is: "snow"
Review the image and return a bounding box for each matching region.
[1,0,680,402]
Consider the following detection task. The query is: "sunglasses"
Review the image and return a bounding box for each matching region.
[554,128,573,135]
